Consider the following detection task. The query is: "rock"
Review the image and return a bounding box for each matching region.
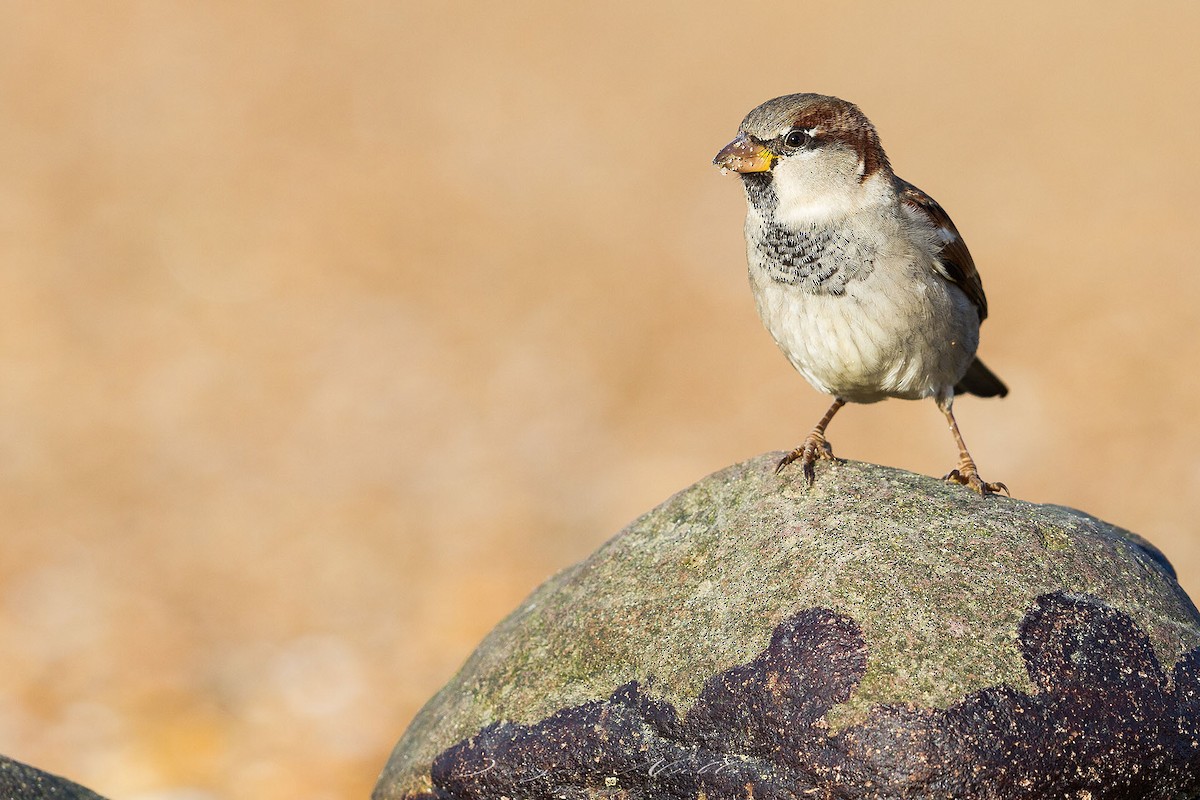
[0,755,109,800]
[373,455,1200,799]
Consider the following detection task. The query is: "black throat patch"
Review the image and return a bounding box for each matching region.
[741,173,876,295]
[740,172,778,215]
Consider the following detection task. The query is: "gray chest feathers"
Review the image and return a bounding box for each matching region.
[751,223,877,295]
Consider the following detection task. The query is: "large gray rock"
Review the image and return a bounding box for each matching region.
[374,455,1200,799]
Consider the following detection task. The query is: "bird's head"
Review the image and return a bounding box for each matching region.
[714,93,892,224]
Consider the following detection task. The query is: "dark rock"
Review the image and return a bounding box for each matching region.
[373,455,1200,799]
[0,755,109,800]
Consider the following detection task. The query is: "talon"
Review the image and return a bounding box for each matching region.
[776,433,837,484]
[776,398,846,484]
[775,450,801,474]
[937,398,1007,497]
[944,466,1008,496]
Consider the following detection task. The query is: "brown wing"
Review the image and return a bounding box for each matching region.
[895,177,988,321]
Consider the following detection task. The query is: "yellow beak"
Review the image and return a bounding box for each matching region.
[713,132,775,174]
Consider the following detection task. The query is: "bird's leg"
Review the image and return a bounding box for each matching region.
[937,395,1008,496]
[777,398,846,484]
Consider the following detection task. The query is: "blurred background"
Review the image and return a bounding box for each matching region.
[2,2,1199,798]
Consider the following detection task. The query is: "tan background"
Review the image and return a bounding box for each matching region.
[2,3,1199,798]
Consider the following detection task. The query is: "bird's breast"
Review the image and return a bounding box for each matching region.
[746,220,979,402]
[753,225,876,295]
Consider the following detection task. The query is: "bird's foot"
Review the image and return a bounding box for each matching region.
[944,463,1009,496]
[776,433,836,484]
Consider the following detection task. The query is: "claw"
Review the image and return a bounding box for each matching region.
[944,467,1009,497]
[776,433,836,484]
[936,397,1007,497]
[776,398,846,485]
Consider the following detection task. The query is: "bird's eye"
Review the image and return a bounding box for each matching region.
[783,129,811,149]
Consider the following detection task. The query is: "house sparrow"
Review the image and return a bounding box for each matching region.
[714,93,1007,495]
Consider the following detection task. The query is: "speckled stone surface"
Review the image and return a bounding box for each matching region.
[0,755,109,800]
[373,455,1200,799]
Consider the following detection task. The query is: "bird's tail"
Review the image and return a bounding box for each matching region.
[955,357,1008,398]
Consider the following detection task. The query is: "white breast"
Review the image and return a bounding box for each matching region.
[746,207,979,403]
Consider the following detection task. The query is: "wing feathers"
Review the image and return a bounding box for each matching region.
[895,177,989,321]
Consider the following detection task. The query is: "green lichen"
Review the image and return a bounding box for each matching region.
[375,456,1200,800]
[1037,523,1072,552]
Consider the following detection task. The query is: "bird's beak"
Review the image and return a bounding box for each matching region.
[713,132,775,174]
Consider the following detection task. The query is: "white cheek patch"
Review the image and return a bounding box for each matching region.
[775,192,858,226]
[770,163,890,226]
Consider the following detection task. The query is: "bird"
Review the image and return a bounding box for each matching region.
[714,93,1008,495]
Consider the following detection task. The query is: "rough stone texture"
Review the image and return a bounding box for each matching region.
[0,755,109,800]
[373,455,1200,799]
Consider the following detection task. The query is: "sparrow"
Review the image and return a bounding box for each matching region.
[714,93,1008,495]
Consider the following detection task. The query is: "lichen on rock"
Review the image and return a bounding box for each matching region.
[373,455,1200,799]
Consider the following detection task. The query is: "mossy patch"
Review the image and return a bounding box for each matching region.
[375,455,1200,800]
